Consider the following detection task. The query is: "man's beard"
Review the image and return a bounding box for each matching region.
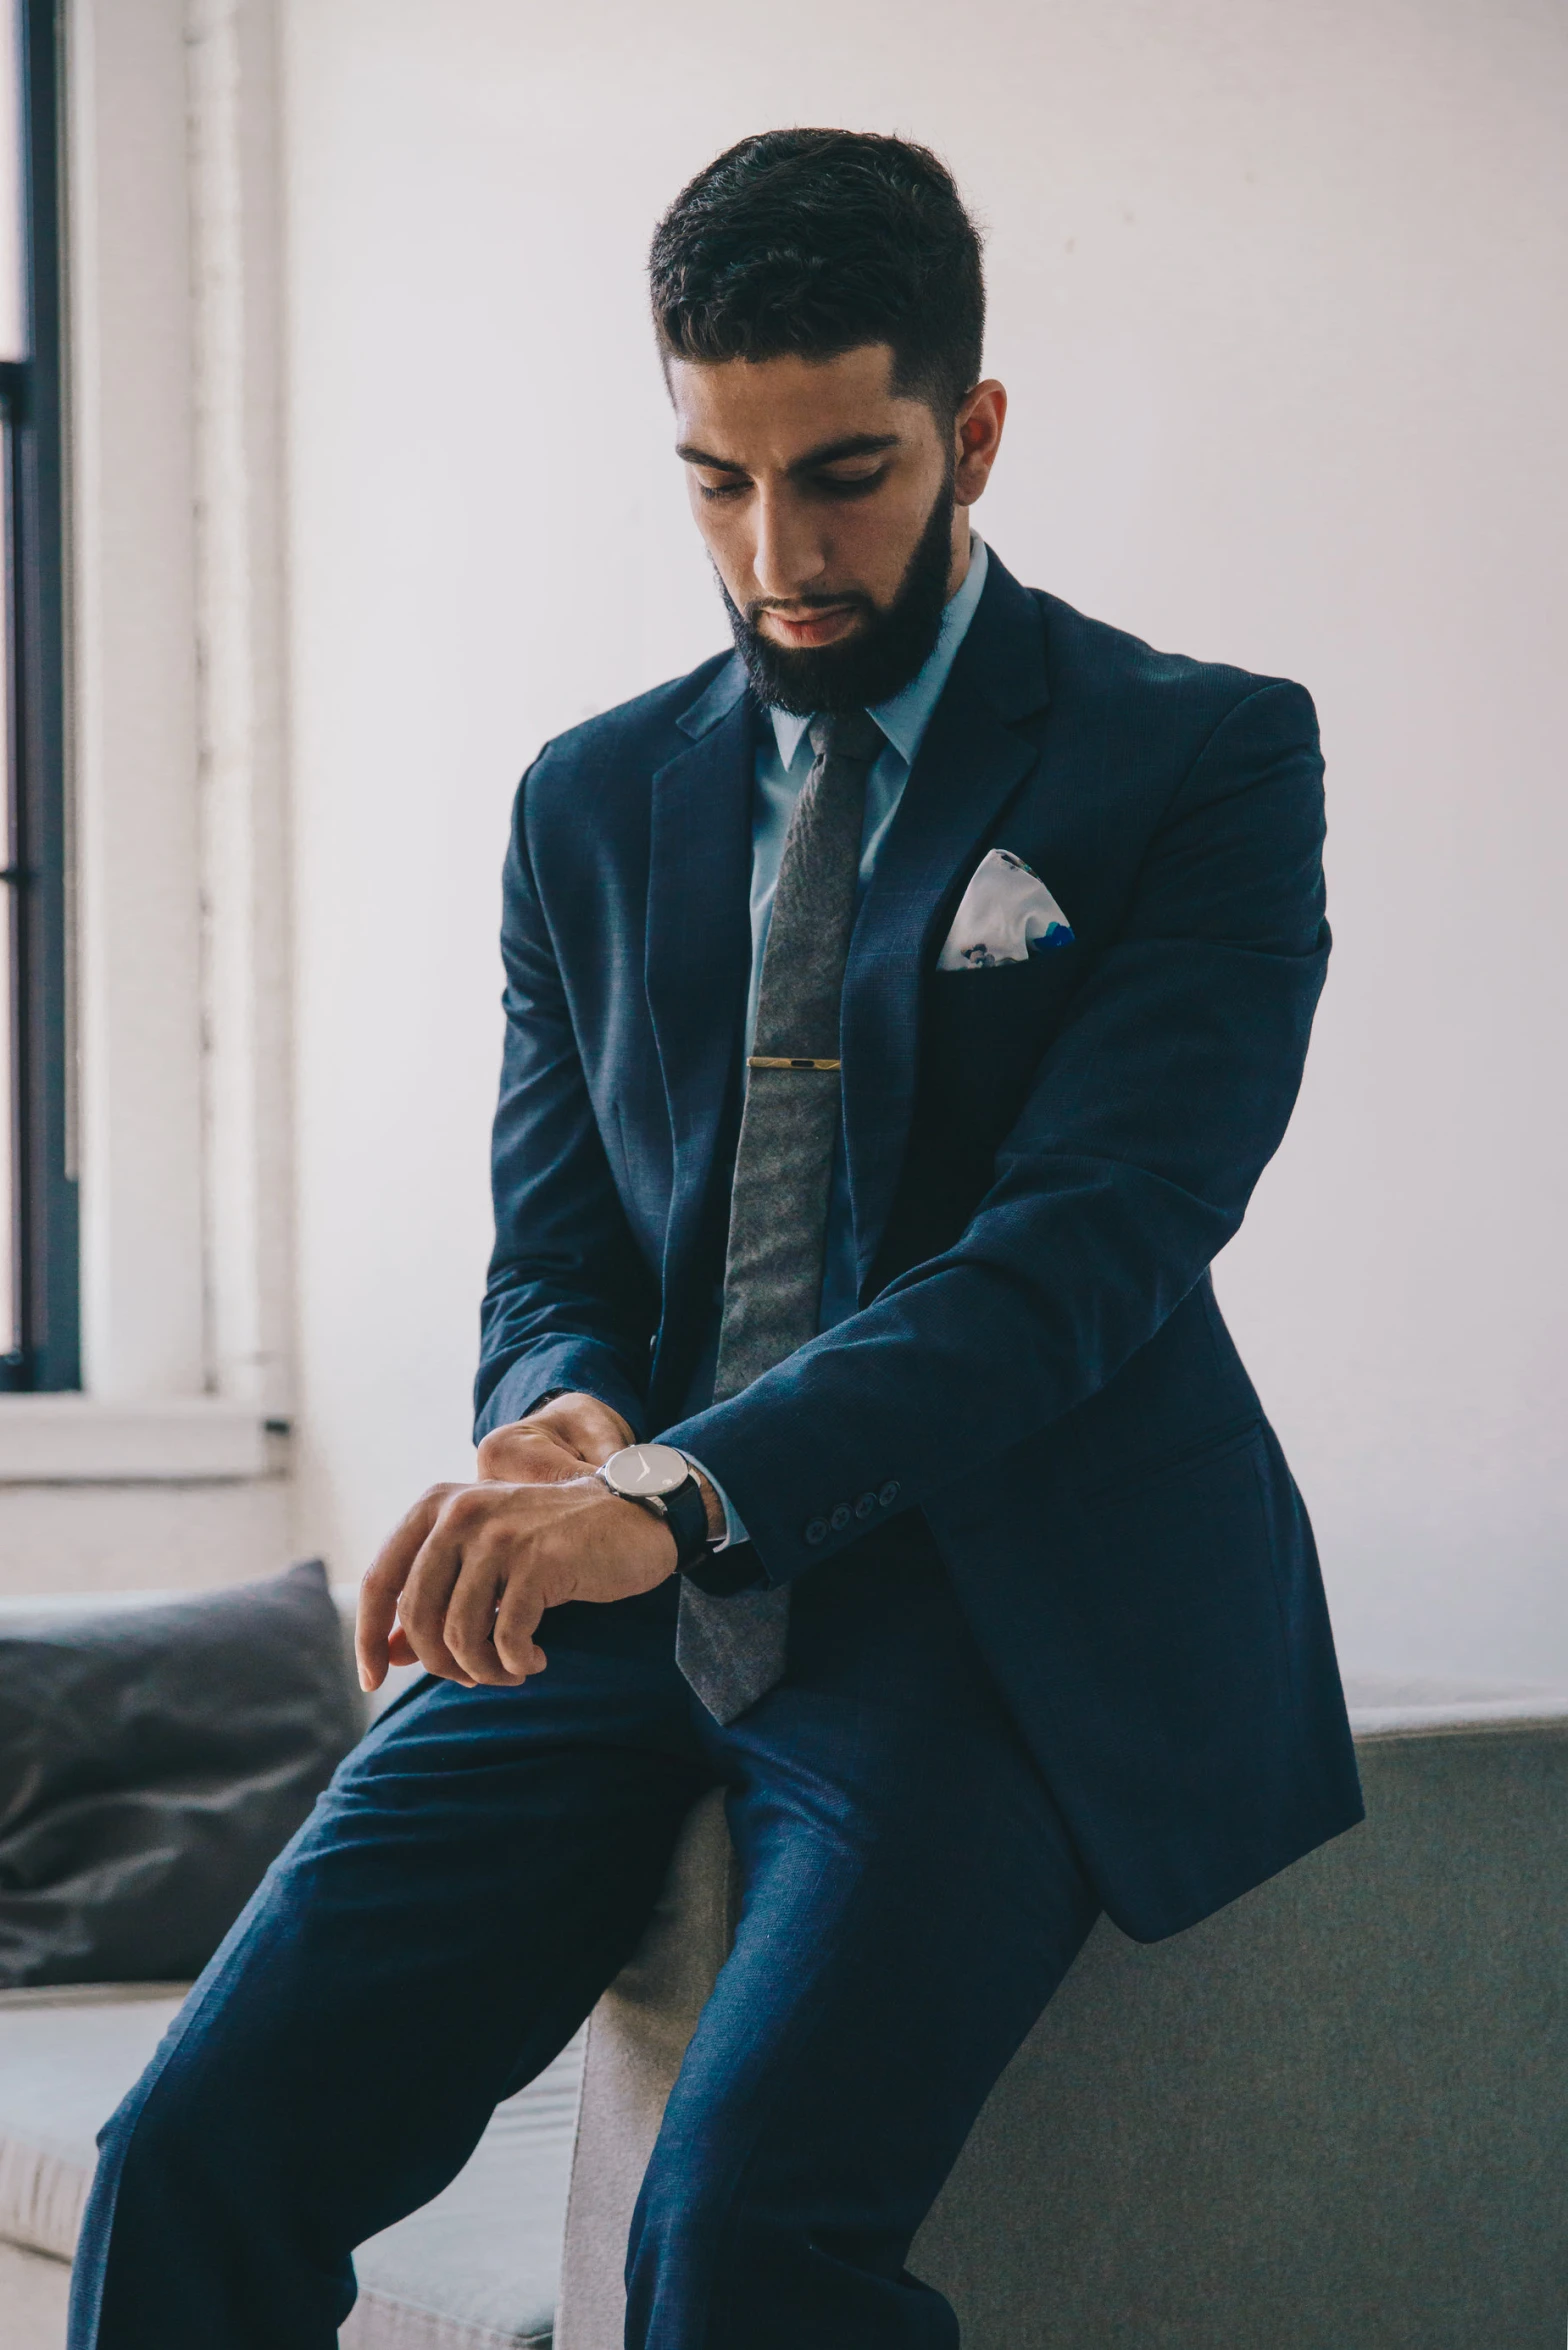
[721,472,958,717]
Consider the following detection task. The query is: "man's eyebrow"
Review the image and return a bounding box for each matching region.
[674,432,903,476]
[676,443,747,472]
[787,432,900,473]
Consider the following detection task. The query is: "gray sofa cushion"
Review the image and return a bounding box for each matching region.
[0,1983,581,2349]
[0,1982,189,2257]
[0,1562,361,1987]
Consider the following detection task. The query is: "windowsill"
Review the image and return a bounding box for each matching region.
[0,1396,283,1483]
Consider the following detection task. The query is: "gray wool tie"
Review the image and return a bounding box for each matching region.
[675,708,884,1724]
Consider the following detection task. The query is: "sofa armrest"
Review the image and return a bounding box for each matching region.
[556,1792,737,2350]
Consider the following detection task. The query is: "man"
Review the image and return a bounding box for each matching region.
[72,129,1361,2348]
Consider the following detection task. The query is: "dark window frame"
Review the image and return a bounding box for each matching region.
[1,0,74,1390]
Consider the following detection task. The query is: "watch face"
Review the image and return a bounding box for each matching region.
[604,1442,689,1499]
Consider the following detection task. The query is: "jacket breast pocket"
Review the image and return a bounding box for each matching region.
[922,947,1087,1148]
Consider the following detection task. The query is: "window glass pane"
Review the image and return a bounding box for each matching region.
[0,404,13,1359]
[0,0,20,362]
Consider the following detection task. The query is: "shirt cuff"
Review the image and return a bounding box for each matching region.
[677,1451,749,1551]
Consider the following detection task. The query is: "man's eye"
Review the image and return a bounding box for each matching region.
[817,468,886,498]
[697,477,749,501]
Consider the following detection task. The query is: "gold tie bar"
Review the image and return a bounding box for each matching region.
[747,1055,842,1072]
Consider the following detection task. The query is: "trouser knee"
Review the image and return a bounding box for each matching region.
[624,2140,742,2325]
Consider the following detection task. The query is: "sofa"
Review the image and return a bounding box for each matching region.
[1,1581,1564,2349]
[559,1682,1568,2350]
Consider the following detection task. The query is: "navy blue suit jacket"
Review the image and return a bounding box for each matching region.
[476,550,1363,1942]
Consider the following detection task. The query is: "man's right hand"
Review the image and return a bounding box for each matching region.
[474,1392,634,1485]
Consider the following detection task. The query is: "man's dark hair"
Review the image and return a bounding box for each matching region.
[649,129,985,420]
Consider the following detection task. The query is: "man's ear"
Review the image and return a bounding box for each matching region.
[954,379,1007,507]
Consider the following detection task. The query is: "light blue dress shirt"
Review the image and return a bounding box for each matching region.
[684,536,990,1547]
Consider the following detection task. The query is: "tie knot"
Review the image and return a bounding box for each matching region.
[808,710,884,767]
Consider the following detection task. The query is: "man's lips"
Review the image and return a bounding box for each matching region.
[757,603,862,649]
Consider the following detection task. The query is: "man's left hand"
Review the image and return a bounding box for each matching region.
[356,1463,676,1693]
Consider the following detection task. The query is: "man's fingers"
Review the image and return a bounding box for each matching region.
[476,1425,584,1482]
[476,1396,632,1483]
[511,1432,593,1485]
[357,1486,452,1691]
[557,1398,634,1467]
[444,1547,531,1685]
[574,1425,626,1469]
[397,1496,479,1685]
[492,1571,549,1680]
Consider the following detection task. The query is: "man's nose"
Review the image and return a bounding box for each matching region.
[751,485,828,603]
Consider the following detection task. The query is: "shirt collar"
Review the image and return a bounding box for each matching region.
[769,534,990,772]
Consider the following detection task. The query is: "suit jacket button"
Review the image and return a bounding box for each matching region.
[854,1491,877,1519]
[804,1518,828,1546]
[878,1480,900,1507]
[830,1504,852,1532]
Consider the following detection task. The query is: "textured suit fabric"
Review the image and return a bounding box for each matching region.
[476,550,1362,1941]
[677,711,885,1722]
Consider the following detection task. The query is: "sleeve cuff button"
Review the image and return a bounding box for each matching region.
[878,1480,900,1508]
[854,1491,876,1519]
[804,1518,829,1545]
[829,1504,852,1531]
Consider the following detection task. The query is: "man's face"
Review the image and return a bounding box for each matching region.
[671,344,1005,712]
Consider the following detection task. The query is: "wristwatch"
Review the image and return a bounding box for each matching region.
[595,1443,714,1575]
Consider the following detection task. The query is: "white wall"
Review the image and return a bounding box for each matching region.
[281,0,1568,1679]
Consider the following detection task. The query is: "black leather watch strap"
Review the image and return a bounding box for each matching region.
[661,1473,716,1576]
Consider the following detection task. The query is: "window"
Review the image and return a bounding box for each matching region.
[0,0,72,1390]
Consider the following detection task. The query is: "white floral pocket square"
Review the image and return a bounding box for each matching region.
[937,848,1075,970]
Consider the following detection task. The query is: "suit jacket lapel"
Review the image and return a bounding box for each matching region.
[842,557,1052,1290]
[645,659,755,1373]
